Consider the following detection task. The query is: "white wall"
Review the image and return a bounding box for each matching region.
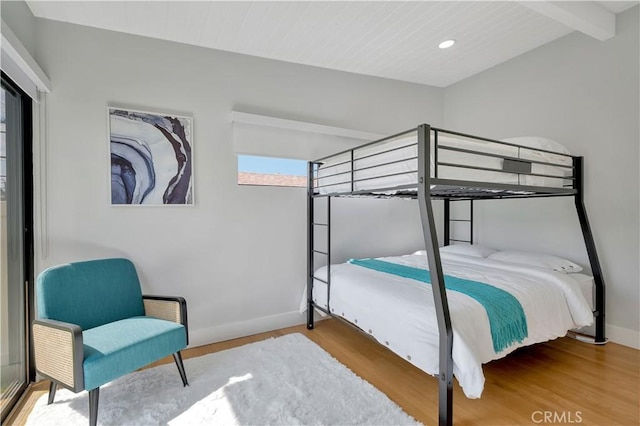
[31,18,442,346]
[0,1,37,59]
[9,3,637,348]
[444,7,639,346]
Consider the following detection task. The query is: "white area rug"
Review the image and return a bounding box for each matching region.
[26,333,419,425]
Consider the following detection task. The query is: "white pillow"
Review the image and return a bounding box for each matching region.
[487,250,583,273]
[439,244,496,258]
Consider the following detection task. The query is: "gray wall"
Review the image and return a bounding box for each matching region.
[5,2,637,346]
[1,0,38,58]
[444,7,639,341]
[32,18,441,345]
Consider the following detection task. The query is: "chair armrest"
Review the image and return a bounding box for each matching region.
[32,319,84,392]
[142,295,189,344]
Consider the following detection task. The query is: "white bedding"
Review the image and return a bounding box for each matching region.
[569,273,595,310]
[303,252,593,398]
[315,132,573,194]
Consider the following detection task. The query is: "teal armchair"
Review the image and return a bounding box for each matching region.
[32,258,189,426]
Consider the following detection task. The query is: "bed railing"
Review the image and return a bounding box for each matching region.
[311,125,577,199]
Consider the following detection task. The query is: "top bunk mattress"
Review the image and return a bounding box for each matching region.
[314,130,574,196]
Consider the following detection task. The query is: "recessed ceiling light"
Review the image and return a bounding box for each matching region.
[438,39,456,49]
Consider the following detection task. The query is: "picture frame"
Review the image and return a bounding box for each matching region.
[108,107,194,205]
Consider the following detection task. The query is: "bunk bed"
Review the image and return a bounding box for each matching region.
[305,124,606,426]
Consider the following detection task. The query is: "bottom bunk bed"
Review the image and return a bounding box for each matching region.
[303,248,594,399]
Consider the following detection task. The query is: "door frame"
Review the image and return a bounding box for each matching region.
[1,71,35,422]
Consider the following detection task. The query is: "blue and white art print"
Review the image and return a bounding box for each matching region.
[109,108,193,205]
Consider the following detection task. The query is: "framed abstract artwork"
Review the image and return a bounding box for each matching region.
[108,107,194,205]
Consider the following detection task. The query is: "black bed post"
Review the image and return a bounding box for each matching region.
[469,200,474,245]
[443,200,450,246]
[417,124,454,426]
[573,157,606,343]
[307,161,315,329]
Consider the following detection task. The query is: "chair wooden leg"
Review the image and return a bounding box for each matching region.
[47,381,57,405]
[89,388,100,426]
[173,352,189,387]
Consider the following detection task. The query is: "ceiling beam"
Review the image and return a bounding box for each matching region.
[519,1,616,41]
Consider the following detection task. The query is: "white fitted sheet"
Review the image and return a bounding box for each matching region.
[303,252,593,398]
[569,273,595,310]
[315,132,573,194]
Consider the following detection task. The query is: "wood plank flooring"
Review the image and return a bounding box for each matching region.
[6,319,639,425]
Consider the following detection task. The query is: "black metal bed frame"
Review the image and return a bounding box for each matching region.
[306,123,606,426]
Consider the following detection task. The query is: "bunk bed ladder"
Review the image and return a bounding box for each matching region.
[573,157,606,343]
[418,124,454,426]
[307,162,331,329]
[444,199,474,246]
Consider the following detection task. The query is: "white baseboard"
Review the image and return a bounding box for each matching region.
[607,324,640,349]
[188,313,640,351]
[189,311,309,348]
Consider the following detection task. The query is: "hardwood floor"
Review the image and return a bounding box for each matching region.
[7,319,640,425]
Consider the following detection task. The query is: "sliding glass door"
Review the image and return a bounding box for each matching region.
[0,74,33,420]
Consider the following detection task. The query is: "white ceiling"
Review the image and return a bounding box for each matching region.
[25,1,638,87]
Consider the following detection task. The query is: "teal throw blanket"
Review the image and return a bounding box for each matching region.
[348,258,528,353]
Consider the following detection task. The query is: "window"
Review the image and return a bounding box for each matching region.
[237,155,307,187]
